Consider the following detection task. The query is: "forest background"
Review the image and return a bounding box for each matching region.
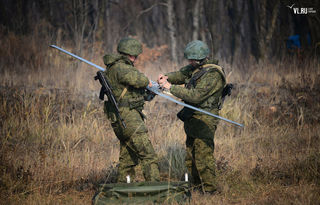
[0,0,320,204]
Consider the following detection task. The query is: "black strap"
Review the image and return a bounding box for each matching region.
[186,68,209,89]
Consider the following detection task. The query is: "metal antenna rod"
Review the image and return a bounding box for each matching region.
[50,45,244,128]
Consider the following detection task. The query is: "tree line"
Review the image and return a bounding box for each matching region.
[0,0,319,63]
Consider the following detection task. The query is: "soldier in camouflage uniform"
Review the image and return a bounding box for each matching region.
[103,37,160,182]
[158,40,226,193]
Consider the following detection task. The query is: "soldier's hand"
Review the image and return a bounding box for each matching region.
[157,74,168,85]
[160,80,171,90]
[157,74,164,82]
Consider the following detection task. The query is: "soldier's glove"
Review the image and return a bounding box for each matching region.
[144,89,156,101]
[219,83,234,110]
[222,83,233,98]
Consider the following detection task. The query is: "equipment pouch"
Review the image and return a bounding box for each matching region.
[144,90,156,101]
[104,101,117,123]
[128,99,144,110]
[177,107,195,121]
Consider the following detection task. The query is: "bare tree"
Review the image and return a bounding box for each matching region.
[1,0,319,62]
[227,0,245,63]
[67,0,90,55]
[258,0,280,60]
[203,0,221,58]
[89,0,99,59]
[167,0,178,63]
[192,0,201,40]
[248,0,280,60]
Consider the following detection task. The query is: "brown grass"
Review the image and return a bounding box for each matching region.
[0,30,320,204]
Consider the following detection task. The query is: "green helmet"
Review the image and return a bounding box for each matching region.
[117,37,142,57]
[184,40,210,60]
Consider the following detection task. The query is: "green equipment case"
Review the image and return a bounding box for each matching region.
[92,181,191,204]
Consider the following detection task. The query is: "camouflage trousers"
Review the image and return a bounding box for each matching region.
[111,108,160,183]
[184,115,218,192]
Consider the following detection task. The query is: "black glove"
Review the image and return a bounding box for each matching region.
[222,83,233,98]
[144,89,156,101]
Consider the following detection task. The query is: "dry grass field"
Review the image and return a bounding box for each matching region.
[0,32,320,204]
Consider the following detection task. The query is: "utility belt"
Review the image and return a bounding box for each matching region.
[118,100,146,121]
[104,86,146,125]
[118,99,144,111]
[105,99,145,124]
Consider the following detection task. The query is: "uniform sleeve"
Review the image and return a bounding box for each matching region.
[170,70,223,104]
[165,65,193,85]
[117,64,149,88]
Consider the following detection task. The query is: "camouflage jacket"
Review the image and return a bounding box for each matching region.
[166,59,226,112]
[103,54,149,111]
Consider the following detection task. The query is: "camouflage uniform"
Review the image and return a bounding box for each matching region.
[165,41,225,192]
[103,38,160,183]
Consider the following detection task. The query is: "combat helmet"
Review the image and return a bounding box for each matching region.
[117,37,142,57]
[184,40,209,60]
